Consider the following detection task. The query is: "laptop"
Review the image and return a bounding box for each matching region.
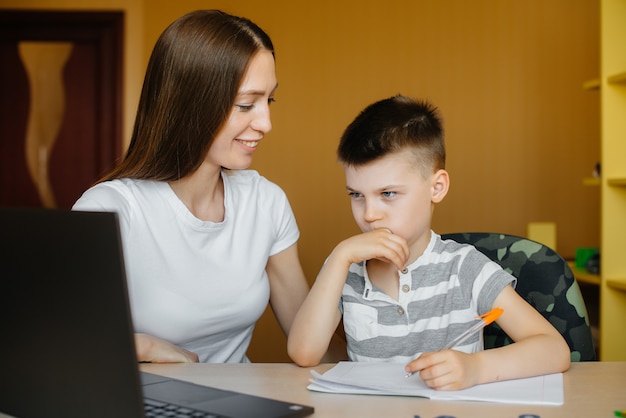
[0,207,314,418]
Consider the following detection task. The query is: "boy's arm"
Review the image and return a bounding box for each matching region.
[473,285,571,382]
[320,322,349,363]
[407,285,571,390]
[288,229,409,367]
[287,252,349,367]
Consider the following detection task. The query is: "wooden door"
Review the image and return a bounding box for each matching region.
[0,10,123,209]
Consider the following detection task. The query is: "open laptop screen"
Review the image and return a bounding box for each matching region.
[0,208,144,418]
[0,208,314,418]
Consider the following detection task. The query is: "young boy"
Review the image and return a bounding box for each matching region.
[287,95,570,390]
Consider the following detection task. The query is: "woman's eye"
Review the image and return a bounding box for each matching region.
[236,98,274,111]
[382,191,397,198]
[235,104,254,111]
[348,192,363,199]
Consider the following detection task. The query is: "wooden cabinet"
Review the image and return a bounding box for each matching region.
[599,0,626,361]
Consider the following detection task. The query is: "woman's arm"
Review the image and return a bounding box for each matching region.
[265,243,310,337]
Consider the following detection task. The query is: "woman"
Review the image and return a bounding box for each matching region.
[73,10,309,363]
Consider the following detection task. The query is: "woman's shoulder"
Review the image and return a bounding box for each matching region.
[73,178,164,211]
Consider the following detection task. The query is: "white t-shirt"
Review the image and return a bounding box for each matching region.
[72,170,299,363]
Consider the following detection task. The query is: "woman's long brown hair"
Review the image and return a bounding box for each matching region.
[101,10,274,182]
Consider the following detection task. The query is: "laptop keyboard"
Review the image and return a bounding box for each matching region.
[144,398,229,418]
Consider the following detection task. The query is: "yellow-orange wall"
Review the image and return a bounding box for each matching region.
[1,0,600,362]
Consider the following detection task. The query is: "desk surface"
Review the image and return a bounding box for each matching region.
[141,361,626,418]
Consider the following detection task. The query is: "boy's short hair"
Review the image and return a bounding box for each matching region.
[337,95,445,174]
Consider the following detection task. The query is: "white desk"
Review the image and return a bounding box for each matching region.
[141,361,626,417]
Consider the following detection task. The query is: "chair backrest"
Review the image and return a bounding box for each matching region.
[441,232,596,361]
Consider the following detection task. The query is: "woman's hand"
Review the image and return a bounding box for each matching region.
[134,333,199,363]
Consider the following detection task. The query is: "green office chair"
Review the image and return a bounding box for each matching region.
[441,232,596,361]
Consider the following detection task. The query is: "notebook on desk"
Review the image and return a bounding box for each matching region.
[0,207,314,418]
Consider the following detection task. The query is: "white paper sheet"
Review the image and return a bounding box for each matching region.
[308,362,563,405]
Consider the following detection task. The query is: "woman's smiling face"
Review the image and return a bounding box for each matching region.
[205,50,277,170]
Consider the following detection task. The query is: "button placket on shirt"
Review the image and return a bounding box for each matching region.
[397,268,411,320]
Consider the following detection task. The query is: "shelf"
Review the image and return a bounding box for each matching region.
[568,261,601,285]
[583,78,600,90]
[582,71,626,89]
[606,278,626,292]
[583,177,601,186]
[582,177,626,187]
[607,71,626,85]
[607,178,626,187]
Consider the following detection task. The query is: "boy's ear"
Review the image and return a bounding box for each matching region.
[431,169,449,203]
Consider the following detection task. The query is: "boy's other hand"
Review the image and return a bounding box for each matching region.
[334,228,409,271]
